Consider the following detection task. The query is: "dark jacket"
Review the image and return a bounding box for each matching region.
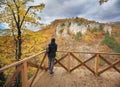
[48,41,57,58]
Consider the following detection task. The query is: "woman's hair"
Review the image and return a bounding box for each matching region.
[51,38,55,42]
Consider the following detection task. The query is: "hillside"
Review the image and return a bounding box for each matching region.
[39,17,120,53]
[0,17,120,85]
[0,17,120,66]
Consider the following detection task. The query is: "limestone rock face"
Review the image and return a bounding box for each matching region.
[69,23,88,35]
[89,23,100,29]
[56,21,112,37]
[56,22,89,37]
[103,25,112,35]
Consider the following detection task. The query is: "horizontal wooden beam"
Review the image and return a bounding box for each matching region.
[57,51,120,55]
[1,50,120,73]
[27,61,39,68]
[0,51,45,72]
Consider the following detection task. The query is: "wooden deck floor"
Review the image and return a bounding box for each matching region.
[32,67,120,87]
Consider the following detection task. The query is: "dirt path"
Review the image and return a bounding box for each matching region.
[33,67,120,87]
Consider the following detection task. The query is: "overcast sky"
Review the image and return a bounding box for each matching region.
[36,0,120,24]
[1,0,120,31]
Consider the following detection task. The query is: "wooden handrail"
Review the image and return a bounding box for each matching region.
[1,50,119,72]
[0,50,120,87]
[0,50,45,72]
[57,51,120,55]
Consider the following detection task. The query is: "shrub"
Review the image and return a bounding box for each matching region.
[59,29,64,34]
[61,23,65,27]
[99,24,104,32]
[91,28,97,33]
[102,34,120,53]
[74,31,82,40]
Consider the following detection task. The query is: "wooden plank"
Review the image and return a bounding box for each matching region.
[54,54,68,64]
[29,53,47,87]
[57,51,120,55]
[55,59,68,71]
[0,50,45,72]
[44,56,48,69]
[67,52,71,71]
[70,53,95,74]
[99,55,120,73]
[98,59,120,75]
[27,61,39,68]
[71,53,96,64]
[22,62,28,87]
[94,54,99,75]
[39,53,47,67]
[1,51,120,72]
[4,65,23,87]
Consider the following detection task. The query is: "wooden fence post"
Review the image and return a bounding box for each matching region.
[94,54,99,75]
[68,50,71,72]
[22,61,28,87]
[45,55,48,70]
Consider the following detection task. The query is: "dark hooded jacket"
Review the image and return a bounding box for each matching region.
[48,41,57,58]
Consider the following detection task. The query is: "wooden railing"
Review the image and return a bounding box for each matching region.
[0,50,47,87]
[0,50,120,87]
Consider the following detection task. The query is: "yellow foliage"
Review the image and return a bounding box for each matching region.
[19,9,26,16]
[93,31,103,36]
[84,35,91,42]
[98,45,111,52]
[25,16,37,23]
[83,31,98,43]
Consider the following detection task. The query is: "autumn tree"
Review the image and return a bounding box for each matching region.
[0,0,45,86]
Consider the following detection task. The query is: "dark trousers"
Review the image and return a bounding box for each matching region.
[48,57,55,73]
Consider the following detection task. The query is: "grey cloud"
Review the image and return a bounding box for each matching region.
[40,0,120,24]
[95,0,120,21]
[43,0,94,17]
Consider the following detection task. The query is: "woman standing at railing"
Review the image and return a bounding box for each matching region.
[46,38,57,75]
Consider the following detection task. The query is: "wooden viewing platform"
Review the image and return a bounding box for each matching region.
[32,67,120,87]
[0,50,120,87]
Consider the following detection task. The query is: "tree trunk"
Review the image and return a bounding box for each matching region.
[0,65,5,87]
[14,27,22,87]
[17,29,22,60]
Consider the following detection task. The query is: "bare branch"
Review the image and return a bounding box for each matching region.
[11,28,17,42]
[20,3,45,28]
[13,0,18,8]
[7,3,18,29]
[11,20,17,42]
[13,0,21,29]
[20,6,32,29]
